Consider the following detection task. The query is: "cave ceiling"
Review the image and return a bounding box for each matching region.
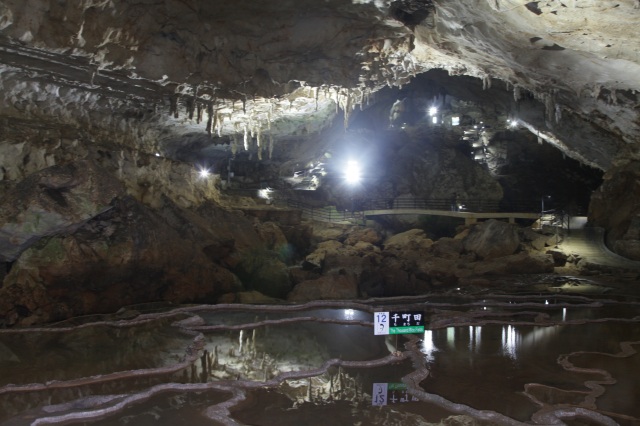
[0,0,639,172]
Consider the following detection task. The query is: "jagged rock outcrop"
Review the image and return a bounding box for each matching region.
[287,273,359,302]
[462,219,520,260]
[291,222,554,301]
[590,162,640,260]
[0,196,245,325]
[0,159,125,262]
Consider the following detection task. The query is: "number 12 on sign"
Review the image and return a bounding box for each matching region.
[374,311,389,335]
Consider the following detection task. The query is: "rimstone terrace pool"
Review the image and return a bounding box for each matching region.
[1,282,639,426]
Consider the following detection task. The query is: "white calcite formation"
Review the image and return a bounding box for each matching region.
[0,0,636,166]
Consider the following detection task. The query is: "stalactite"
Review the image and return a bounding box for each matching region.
[335,87,340,113]
[315,86,319,111]
[555,104,562,123]
[256,127,262,147]
[344,89,351,129]
[545,93,555,122]
[593,84,602,99]
[513,85,521,102]
[482,75,491,90]
[242,98,246,114]
[243,125,249,151]
[268,134,274,159]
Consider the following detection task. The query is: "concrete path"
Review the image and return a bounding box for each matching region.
[558,226,640,270]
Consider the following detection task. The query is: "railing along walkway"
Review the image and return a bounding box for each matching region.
[287,198,541,225]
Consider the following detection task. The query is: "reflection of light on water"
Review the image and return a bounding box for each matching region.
[447,327,455,349]
[521,325,561,351]
[422,330,437,363]
[468,326,482,353]
[344,309,355,320]
[502,325,520,359]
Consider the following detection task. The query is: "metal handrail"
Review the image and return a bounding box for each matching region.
[287,197,542,224]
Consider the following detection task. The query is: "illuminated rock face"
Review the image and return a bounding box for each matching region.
[0,0,637,163]
[0,0,639,323]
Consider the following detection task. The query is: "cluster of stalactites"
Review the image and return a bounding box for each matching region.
[359,35,419,90]
[505,79,563,125]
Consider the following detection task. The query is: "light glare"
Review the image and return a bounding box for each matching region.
[344,160,361,184]
[198,167,211,179]
[428,107,438,116]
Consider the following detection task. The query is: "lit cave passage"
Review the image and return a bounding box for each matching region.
[1,1,640,425]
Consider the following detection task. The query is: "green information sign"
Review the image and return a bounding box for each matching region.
[374,311,425,335]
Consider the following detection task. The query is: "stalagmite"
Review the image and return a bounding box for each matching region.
[206,103,214,135]
[216,112,223,137]
[170,94,178,117]
[212,108,218,134]
[196,102,203,123]
[186,97,194,120]
[231,135,238,155]
[238,329,244,354]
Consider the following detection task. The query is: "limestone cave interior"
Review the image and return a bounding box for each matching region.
[1,1,640,425]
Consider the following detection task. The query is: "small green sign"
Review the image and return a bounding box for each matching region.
[389,325,424,334]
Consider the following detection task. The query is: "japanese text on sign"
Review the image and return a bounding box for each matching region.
[374,311,424,335]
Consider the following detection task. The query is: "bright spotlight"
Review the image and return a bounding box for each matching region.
[508,119,518,128]
[428,107,438,116]
[344,160,361,184]
[258,188,272,199]
[198,167,211,179]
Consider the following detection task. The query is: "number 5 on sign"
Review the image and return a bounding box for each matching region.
[374,312,389,335]
[372,383,388,406]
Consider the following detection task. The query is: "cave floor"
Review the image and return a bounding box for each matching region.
[1,272,640,426]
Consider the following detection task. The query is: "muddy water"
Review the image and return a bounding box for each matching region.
[0,297,638,425]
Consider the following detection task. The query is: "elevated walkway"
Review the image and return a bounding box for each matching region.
[287,197,541,225]
[362,208,539,225]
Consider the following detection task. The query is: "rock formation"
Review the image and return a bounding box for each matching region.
[0,0,639,323]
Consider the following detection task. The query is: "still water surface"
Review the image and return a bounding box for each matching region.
[0,297,638,425]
